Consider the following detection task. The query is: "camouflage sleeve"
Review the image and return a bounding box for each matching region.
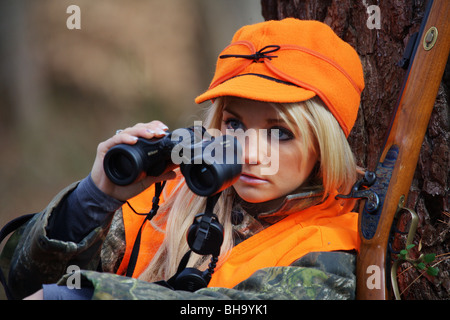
[6,182,123,299]
[202,251,356,300]
[56,251,356,300]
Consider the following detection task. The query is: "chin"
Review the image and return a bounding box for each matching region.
[233,186,274,203]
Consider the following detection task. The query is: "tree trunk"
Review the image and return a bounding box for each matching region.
[261,0,449,300]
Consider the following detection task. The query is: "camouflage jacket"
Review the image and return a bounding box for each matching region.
[1,181,357,300]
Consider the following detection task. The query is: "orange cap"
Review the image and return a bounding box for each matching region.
[195,18,365,136]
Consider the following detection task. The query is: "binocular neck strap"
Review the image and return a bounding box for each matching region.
[190,193,221,255]
[125,181,166,278]
[205,192,221,214]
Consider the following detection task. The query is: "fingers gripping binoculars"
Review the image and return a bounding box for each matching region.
[103,126,242,196]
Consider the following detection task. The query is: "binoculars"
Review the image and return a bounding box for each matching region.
[103,126,242,196]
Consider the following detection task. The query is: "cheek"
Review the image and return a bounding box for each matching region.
[276,147,318,186]
[278,147,302,174]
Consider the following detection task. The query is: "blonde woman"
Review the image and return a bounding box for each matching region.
[6,18,365,300]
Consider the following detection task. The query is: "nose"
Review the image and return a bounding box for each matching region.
[244,132,258,165]
[240,129,270,165]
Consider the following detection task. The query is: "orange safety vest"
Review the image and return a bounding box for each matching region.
[116,180,359,289]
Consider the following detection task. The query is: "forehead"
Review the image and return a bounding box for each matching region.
[222,97,281,120]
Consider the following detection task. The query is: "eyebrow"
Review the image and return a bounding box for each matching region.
[223,107,288,125]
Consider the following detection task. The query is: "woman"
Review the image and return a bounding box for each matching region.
[6,18,365,300]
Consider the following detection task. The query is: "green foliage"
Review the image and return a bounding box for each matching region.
[397,243,439,276]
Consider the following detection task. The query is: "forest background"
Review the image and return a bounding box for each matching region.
[0,0,262,222]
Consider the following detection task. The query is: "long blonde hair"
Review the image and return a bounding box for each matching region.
[138,96,358,283]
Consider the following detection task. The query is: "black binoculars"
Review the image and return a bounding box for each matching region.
[103,126,242,196]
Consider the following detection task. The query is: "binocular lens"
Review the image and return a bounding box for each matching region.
[104,145,142,186]
[181,162,241,197]
[111,153,134,180]
[181,164,218,196]
[190,166,215,191]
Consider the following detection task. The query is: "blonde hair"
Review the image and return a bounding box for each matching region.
[138,96,358,283]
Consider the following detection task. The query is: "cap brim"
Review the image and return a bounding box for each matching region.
[195,74,316,104]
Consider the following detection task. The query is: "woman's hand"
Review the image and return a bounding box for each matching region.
[91,121,177,201]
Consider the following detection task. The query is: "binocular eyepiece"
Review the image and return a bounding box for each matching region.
[103,126,242,196]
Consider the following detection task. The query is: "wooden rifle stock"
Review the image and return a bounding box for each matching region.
[356,0,450,300]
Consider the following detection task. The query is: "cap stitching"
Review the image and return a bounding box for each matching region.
[279,44,362,94]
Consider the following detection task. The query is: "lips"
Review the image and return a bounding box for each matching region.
[239,172,268,184]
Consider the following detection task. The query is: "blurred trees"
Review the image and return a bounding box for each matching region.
[0,0,262,224]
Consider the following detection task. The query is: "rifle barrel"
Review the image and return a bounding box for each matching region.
[356,0,450,300]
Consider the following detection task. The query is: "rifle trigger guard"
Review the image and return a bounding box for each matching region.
[335,171,379,213]
[390,199,419,300]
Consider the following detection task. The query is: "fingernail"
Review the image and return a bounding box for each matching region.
[146,129,155,134]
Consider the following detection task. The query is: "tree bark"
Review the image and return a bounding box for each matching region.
[261,0,449,300]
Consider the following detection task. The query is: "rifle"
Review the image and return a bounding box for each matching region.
[354,0,450,300]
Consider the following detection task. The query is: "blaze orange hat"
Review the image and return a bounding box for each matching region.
[195,18,365,136]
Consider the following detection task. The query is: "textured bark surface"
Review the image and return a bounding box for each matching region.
[261,0,449,299]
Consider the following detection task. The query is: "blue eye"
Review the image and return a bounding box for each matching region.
[224,118,245,131]
[269,126,294,141]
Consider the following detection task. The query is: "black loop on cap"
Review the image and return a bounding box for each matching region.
[220,45,281,62]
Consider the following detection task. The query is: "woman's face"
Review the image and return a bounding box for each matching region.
[220,97,319,203]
